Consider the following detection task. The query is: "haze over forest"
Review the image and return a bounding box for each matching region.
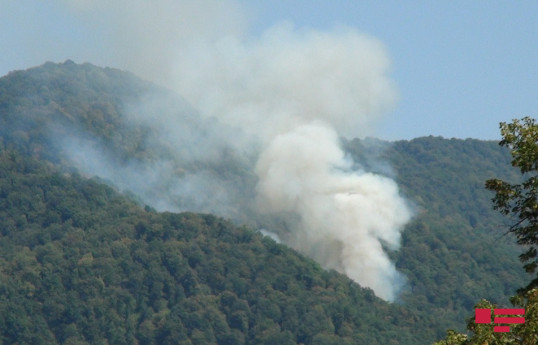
[1,3,536,345]
[0,60,530,344]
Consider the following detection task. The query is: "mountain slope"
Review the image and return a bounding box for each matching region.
[0,61,530,344]
[0,60,156,159]
[346,136,527,333]
[0,148,421,345]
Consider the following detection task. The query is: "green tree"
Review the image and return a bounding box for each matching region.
[485,117,538,291]
[433,117,538,344]
[432,289,538,345]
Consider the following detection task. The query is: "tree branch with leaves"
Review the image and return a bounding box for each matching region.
[486,117,538,292]
[433,117,538,344]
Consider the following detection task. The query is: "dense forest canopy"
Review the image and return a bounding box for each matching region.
[0,61,530,344]
[433,117,538,344]
[0,146,422,345]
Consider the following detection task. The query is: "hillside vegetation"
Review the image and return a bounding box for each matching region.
[0,61,530,344]
[0,148,420,345]
[345,137,527,337]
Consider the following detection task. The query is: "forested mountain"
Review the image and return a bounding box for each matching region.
[0,61,529,344]
[346,137,527,338]
[0,149,422,345]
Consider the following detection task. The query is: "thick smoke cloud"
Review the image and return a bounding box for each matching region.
[256,122,410,300]
[57,0,411,301]
[172,23,397,140]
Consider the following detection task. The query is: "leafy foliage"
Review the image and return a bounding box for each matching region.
[0,149,424,344]
[432,117,538,344]
[432,289,538,344]
[486,117,538,291]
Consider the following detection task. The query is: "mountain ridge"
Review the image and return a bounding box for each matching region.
[0,61,529,344]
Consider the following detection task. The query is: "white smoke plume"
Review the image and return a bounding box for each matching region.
[255,122,410,300]
[56,0,412,301]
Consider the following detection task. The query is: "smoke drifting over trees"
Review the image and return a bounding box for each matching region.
[53,0,411,300]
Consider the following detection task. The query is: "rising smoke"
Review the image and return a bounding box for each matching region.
[57,0,412,301]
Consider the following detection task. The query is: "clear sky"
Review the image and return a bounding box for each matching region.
[1,0,537,141]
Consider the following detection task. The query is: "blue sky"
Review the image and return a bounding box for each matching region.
[2,1,537,140]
